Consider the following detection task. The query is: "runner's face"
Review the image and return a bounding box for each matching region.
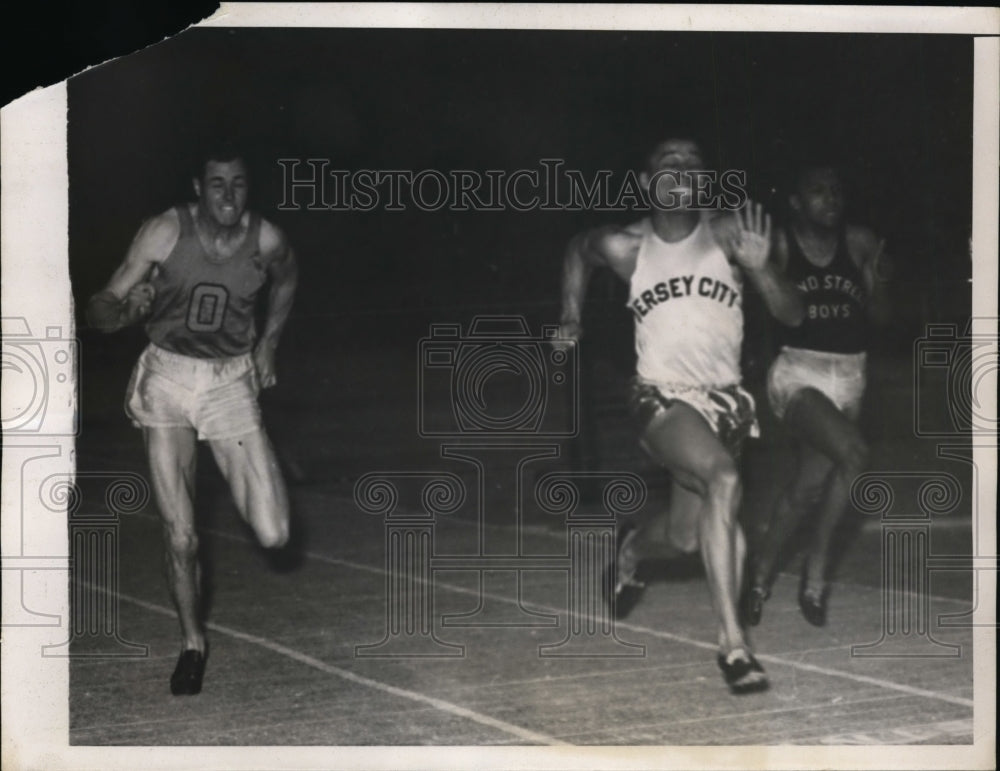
[793,167,844,228]
[197,159,249,227]
[645,139,704,209]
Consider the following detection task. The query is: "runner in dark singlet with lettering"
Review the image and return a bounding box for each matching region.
[744,162,891,627]
[782,227,868,354]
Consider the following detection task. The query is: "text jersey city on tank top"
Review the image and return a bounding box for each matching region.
[144,205,266,358]
[780,227,867,354]
[628,216,744,388]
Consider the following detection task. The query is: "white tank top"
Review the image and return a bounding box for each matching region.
[628,216,743,388]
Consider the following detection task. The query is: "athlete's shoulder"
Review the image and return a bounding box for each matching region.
[707,208,737,230]
[705,209,741,254]
[257,216,289,254]
[845,224,879,252]
[845,224,880,268]
[257,215,296,271]
[130,207,181,263]
[583,219,645,261]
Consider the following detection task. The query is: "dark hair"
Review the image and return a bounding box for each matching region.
[779,141,849,197]
[192,139,247,181]
[634,123,716,173]
[791,160,843,193]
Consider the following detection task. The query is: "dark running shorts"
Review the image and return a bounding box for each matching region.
[627,378,760,459]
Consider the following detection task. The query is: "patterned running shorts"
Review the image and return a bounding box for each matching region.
[627,378,760,459]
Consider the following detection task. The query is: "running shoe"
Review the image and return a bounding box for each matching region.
[717,648,769,694]
[742,584,770,627]
[170,649,207,696]
[798,563,829,626]
[798,585,829,627]
[604,521,646,620]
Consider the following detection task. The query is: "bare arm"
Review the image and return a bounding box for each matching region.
[849,226,891,327]
[85,211,179,332]
[721,204,805,327]
[558,225,633,340]
[744,262,805,328]
[253,221,299,388]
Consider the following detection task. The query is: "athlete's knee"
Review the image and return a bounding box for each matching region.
[788,480,825,512]
[698,465,740,530]
[706,458,741,503]
[838,433,869,481]
[254,509,290,549]
[259,525,289,550]
[164,525,199,559]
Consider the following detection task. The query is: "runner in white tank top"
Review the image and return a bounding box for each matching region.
[557,137,804,693]
[630,214,744,388]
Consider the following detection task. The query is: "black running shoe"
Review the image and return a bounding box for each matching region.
[717,649,769,694]
[170,649,206,696]
[798,585,829,627]
[798,564,829,627]
[742,584,770,627]
[740,553,770,627]
[604,521,646,620]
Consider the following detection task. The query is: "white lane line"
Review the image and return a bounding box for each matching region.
[750,655,974,709]
[809,717,974,745]
[556,693,913,740]
[127,511,976,711]
[322,492,980,608]
[111,589,568,747]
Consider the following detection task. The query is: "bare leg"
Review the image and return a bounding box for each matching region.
[145,427,204,653]
[668,481,702,555]
[753,441,833,590]
[640,403,747,655]
[629,479,699,562]
[208,428,290,549]
[784,391,868,593]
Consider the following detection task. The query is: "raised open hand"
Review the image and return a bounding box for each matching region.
[555,320,583,344]
[872,238,892,282]
[731,201,772,272]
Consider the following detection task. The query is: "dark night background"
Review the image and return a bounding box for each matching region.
[65,27,972,377]
[4,15,988,744]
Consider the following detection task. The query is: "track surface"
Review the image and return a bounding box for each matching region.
[68,333,978,746]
